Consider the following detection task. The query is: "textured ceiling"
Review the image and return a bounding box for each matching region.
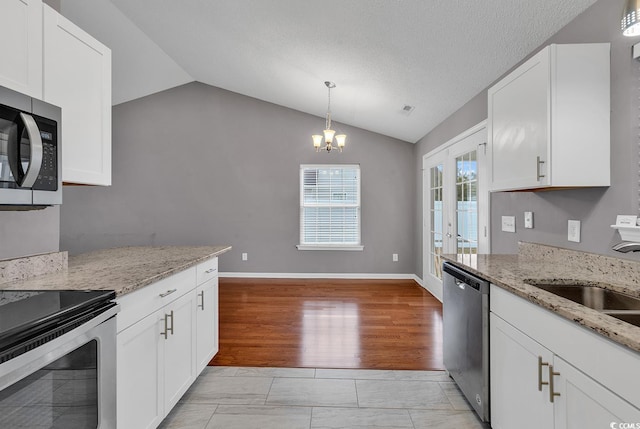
[60,0,599,143]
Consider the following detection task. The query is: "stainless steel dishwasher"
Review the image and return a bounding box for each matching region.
[442,262,490,423]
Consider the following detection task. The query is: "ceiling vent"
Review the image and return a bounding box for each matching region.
[401,105,415,115]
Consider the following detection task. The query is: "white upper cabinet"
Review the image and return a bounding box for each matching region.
[488,43,610,191]
[43,4,112,186]
[0,0,43,98]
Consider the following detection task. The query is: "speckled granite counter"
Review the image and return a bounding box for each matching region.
[0,246,231,296]
[442,242,640,354]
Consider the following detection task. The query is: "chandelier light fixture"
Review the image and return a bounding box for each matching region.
[622,0,640,36]
[312,81,346,152]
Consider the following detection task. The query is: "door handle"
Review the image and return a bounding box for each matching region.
[18,113,43,188]
[454,279,466,290]
[198,291,205,310]
[538,356,549,391]
[548,365,561,402]
[536,156,546,181]
[161,310,174,339]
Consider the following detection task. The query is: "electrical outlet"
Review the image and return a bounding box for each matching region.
[392,253,399,262]
[242,252,248,261]
[501,216,516,233]
[524,212,533,229]
[568,220,581,243]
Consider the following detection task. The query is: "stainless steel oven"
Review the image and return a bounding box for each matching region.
[0,290,118,429]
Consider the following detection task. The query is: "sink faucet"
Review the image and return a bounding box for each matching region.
[612,242,640,253]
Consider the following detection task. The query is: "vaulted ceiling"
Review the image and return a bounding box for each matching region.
[59,0,599,142]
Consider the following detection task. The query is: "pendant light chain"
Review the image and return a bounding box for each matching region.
[326,84,332,130]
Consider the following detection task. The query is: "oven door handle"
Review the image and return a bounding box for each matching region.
[18,113,43,188]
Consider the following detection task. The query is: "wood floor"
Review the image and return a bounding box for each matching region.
[209,278,444,370]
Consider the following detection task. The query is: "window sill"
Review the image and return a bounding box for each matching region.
[296,245,364,251]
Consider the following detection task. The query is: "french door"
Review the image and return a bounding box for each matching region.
[422,122,489,301]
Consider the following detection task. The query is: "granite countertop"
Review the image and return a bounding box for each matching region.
[442,243,640,354]
[0,246,231,296]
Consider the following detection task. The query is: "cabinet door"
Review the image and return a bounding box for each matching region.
[163,290,197,412]
[117,311,164,429]
[196,277,219,373]
[553,356,640,429]
[0,0,42,98]
[489,47,549,191]
[490,313,554,429]
[43,5,112,186]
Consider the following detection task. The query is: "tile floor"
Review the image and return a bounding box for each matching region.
[159,367,488,429]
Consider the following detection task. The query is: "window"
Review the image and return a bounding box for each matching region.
[297,164,363,251]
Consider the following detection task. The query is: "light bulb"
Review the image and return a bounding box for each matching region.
[323,129,335,143]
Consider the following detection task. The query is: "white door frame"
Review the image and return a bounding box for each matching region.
[422,121,490,301]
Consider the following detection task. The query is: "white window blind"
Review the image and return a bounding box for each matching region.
[298,164,362,250]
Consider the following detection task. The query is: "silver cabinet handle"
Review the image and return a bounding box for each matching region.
[159,289,177,298]
[161,310,174,339]
[18,113,43,188]
[548,365,561,402]
[536,156,546,181]
[198,291,205,310]
[538,356,549,391]
[205,268,216,274]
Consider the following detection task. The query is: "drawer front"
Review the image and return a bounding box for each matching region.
[196,257,218,285]
[117,267,197,332]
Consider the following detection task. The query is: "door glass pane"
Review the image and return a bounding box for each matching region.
[430,164,443,279]
[456,151,478,257]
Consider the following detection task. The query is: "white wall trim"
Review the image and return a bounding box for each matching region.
[413,275,424,287]
[219,272,418,280]
[422,119,488,164]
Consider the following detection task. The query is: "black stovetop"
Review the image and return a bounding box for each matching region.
[0,290,116,363]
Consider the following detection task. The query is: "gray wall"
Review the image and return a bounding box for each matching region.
[0,207,60,260]
[60,82,416,274]
[414,0,640,278]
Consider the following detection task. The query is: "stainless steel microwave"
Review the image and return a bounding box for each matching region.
[0,85,61,208]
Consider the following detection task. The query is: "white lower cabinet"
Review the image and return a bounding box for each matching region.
[553,356,640,429]
[117,310,164,429]
[116,257,219,429]
[196,277,219,373]
[490,285,640,428]
[162,290,197,412]
[490,314,553,429]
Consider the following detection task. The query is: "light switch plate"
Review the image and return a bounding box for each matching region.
[501,216,516,233]
[242,252,248,261]
[568,220,581,243]
[524,212,533,229]
[392,253,399,262]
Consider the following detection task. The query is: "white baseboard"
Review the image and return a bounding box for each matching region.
[219,272,418,280]
[413,275,424,287]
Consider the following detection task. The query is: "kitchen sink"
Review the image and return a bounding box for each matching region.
[524,281,640,311]
[603,312,640,327]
